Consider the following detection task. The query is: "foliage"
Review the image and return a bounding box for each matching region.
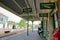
[29,24,32,28]
[18,19,27,28]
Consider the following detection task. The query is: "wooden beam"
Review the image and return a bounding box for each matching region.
[57,1,60,27]
[13,0,23,9]
[19,13,38,16]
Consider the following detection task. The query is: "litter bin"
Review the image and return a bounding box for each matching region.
[53,27,60,40]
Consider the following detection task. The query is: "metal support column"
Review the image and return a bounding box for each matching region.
[32,21,33,32]
[41,17,44,37]
[27,20,29,36]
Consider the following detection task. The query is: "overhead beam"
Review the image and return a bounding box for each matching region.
[34,0,37,13]
[25,0,31,8]
[19,13,38,16]
[13,0,23,10]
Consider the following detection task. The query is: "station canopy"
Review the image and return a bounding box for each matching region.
[0,0,49,21]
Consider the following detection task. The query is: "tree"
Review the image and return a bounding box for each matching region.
[18,19,27,28]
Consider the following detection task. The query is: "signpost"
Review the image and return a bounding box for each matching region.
[40,2,55,9]
[39,2,55,38]
[22,8,32,36]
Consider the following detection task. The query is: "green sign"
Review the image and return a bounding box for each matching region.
[23,8,32,13]
[22,15,32,20]
[40,2,55,9]
[39,13,48,17]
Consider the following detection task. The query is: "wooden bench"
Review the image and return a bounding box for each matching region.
[4,31,10,33]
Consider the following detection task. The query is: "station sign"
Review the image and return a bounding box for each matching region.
[23,8,32,13]
[40,2,55,9]
[39,13,48,17]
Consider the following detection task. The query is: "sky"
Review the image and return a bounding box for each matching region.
[0,7,22,23]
